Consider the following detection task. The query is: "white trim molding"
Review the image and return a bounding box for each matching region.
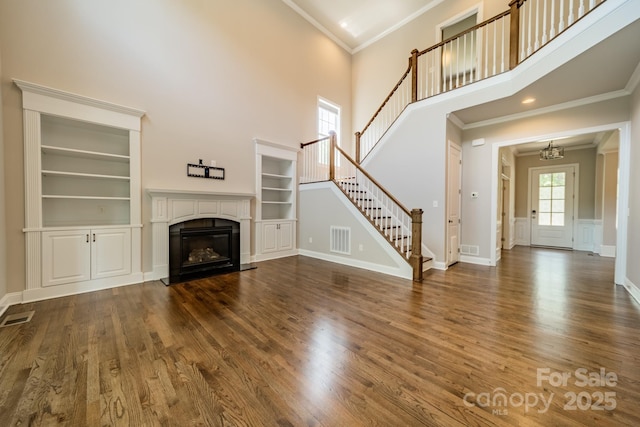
[623,278,640,305]
[460,255,492,266]
[0,292,23,316]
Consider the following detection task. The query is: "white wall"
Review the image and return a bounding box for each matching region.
[627,81,640,288]
[0,0,352,293]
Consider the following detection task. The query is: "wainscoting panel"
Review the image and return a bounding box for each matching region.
[514,218,530,246]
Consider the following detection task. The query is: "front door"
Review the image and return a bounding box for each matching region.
[530,166,575,248]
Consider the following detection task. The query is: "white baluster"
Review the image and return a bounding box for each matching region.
[533,0,540,52]
[568,0,575,26]
[462,33,467,86]
[492,21,497,75]
[578,0,585,18]
[501,18,505,73]
[520,4,527,60]
[550,0,556,39]
[542,0,549,45]
[559,0,565,32]
[484,24,489,79]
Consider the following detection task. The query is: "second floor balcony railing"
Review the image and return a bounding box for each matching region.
[354,0,608,163]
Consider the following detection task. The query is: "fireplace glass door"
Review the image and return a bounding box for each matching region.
[180,227,233,275]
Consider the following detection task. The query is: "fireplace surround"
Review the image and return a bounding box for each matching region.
[147,189,253,283]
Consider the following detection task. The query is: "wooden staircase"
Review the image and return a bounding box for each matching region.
[335,177,432,270]
[300,132,428,281]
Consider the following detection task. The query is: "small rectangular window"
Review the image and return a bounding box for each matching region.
[318,98,341,164]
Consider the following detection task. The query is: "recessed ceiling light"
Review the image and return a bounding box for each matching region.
[522,97,536,104]
[340,22,348,29]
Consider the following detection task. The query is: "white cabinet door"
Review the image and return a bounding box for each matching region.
[42,230,91,287]
[261,222,294,254]
[278,222,293,251]
[91,228,131,279]
[262,222,279,253]
[42,227,131,286]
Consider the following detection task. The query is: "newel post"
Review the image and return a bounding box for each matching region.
[329,131,337,181]
[509,0,521,70]
[354,131,361,164]
[410,49,419,103]
[410,208,423,282]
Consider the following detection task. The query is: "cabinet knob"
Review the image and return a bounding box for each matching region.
[86,234,89,243]
[93,233,96,242]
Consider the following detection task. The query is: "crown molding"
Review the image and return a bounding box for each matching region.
[13,79,145,118]
[462,89,630,130]
[281,0,353,53]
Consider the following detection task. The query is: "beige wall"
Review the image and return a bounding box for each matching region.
[352,0,506,134]
[0,39,6,302]
[514,147,596,219]
[0,0,352,293]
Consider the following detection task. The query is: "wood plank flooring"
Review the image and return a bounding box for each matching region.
[0,246,639,426]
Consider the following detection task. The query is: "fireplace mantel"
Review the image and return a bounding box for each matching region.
[147,189,254,280]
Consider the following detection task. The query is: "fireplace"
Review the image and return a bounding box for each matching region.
[147,189,252,282]
[163,218,240,284]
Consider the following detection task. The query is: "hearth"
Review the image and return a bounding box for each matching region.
[163,218,240,285]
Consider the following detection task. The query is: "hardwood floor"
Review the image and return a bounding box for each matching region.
[1,247,639,426]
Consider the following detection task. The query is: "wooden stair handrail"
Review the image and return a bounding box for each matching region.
[300,135,330,148]
[417,10,511,57]
[358,62,412,139]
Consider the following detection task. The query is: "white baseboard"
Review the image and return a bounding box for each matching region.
[459,255,492,266]
[431,260,448,270]
[623,278,640,305]
[298,249,412,280]
[600,245,616,257]
[254,249,299,263]
[0,292,24,316]
[22,273,144,303]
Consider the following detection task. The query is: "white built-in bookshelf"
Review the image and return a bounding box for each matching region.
[14,79,145,301]
[254,139,298,261]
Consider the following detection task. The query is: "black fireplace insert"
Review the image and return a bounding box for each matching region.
[163,218,240,285]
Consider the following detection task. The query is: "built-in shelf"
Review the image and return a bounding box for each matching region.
[41,145,130,162]
[42,170,130,181]
[262,173,292,179]
[42,195,131,200]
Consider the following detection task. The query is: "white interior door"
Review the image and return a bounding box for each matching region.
[447,142,461,265]
[530,166,575,248]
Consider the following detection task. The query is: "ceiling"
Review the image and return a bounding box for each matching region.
[284,0,640,152]
[282,0,440,52]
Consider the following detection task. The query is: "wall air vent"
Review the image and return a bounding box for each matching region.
[460,245,480,256]
[330,226,351,255]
